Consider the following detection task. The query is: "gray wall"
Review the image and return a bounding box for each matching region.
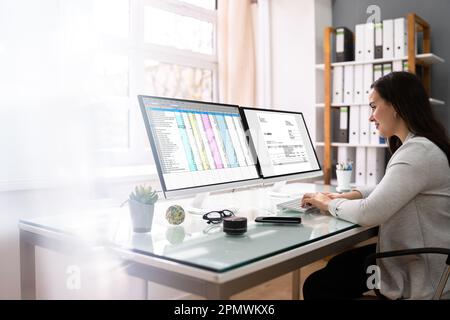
[332,0,450,130]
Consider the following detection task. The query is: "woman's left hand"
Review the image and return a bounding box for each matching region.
[301,192,332,212]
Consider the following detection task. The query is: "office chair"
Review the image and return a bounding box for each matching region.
[364,247,450,300]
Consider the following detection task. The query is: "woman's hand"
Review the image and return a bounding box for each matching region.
[323,192,344,199]
[301,192,332,212]
[324,190,363,200]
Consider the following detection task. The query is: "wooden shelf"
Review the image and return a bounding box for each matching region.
[316,97,445,107]
[429,98,445,106]
[315,103,350,107]
[315,142,388,148]
[416,53,445,64]
[315,53,445,70]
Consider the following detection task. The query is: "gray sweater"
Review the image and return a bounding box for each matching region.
[329,133,450,299]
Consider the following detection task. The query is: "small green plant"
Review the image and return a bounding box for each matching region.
[128,185,158,205]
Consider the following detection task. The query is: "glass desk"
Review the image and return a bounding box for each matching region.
[19,182,378,299]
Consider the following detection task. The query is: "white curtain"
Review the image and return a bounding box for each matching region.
[218,0,256,106]
[0,0,145,299]
[0,0,131,192]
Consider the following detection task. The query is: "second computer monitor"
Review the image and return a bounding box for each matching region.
[241,107,322,183]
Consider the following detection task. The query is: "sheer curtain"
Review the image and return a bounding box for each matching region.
[0,0,136,299]
[0,0,116,192]
[217,0,256,106]
[0,0,220,299]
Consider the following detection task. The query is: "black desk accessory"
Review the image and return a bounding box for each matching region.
[223,216,247,235]
[255,216,302,224]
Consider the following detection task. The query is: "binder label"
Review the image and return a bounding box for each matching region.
[340,107,349,130]
[336,28,344,53]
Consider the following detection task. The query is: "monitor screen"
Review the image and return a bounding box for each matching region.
[138,96,261,198]
[241,107,322,182]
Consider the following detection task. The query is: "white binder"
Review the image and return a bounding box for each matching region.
[366,147,386,185]
[392,60,403,71]
[355,24,365,61]
[338,146,355,164]
[373,63,383,82]
[344,65,354,104]
[394,18,407,58]
[332,66,344,104]
[349,105,360,145]
[355,147,366,186]
[369,120,381,145]
[359,105,371,145]
[364,22,375,61]
[353,65,364,104]
[363,64,373,102]
[382,19,394,59]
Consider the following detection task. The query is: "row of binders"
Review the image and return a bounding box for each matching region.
[336,17,410,62]
[338,147,386,186]
[333,60,408,105]
[333,105,385,145]
[332,18,408,186]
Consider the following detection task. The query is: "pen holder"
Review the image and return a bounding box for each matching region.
[336,169,352,192]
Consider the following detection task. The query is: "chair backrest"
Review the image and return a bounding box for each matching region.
[364,247,450,300]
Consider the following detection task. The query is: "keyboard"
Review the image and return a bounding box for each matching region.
[276,198,315,213]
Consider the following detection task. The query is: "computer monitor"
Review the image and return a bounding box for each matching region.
[240,107,322,184]
[138,96,262,199]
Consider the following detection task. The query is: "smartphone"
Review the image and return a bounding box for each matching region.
[255,216,302,224]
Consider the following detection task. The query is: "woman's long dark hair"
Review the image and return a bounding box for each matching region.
[371,71,450,166]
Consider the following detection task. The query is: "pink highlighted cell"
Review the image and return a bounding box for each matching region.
[201,114,223,169]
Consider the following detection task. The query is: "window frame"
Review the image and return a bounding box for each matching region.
[95,0,218,167]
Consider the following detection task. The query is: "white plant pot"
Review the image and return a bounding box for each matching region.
[129,199,155,233]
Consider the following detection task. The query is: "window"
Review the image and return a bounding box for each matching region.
[0,0,217,190]
[90,0,218,166]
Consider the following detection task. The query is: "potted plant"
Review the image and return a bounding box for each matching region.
[127,185,159,233]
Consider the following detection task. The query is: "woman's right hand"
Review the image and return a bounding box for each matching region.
[323,190,363,200]
[323,192,346,199]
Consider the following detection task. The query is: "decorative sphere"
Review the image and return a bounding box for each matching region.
[165,205,185,225]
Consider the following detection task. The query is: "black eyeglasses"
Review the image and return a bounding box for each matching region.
[202,210,235,224]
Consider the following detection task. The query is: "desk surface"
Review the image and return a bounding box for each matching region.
[19,183,359,274]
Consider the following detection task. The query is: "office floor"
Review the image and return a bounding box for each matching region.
[183,259,327,300]
[231,259,327,300]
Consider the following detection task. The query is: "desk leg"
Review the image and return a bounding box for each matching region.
[292,269,302,300]
[206,284,230,300]
[20,230,36,300]
[142,280,148,300]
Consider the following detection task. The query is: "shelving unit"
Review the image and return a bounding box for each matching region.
[315,97,445,108]
[317,13,445,185]
[315,53,445,70]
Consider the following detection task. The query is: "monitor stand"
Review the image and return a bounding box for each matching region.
[186,192,212,215]
[186,192,238,215]
[266,181,291,198]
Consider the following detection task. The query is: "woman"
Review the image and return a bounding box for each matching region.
[302,71,450,300]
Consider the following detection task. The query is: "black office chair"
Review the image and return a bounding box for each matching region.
[364,247,450,300]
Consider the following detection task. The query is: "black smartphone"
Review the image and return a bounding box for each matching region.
[255,216,302,224]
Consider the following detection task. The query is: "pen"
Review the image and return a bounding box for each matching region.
[336,161,353,171]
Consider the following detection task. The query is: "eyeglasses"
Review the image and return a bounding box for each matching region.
[202,210,235,224]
